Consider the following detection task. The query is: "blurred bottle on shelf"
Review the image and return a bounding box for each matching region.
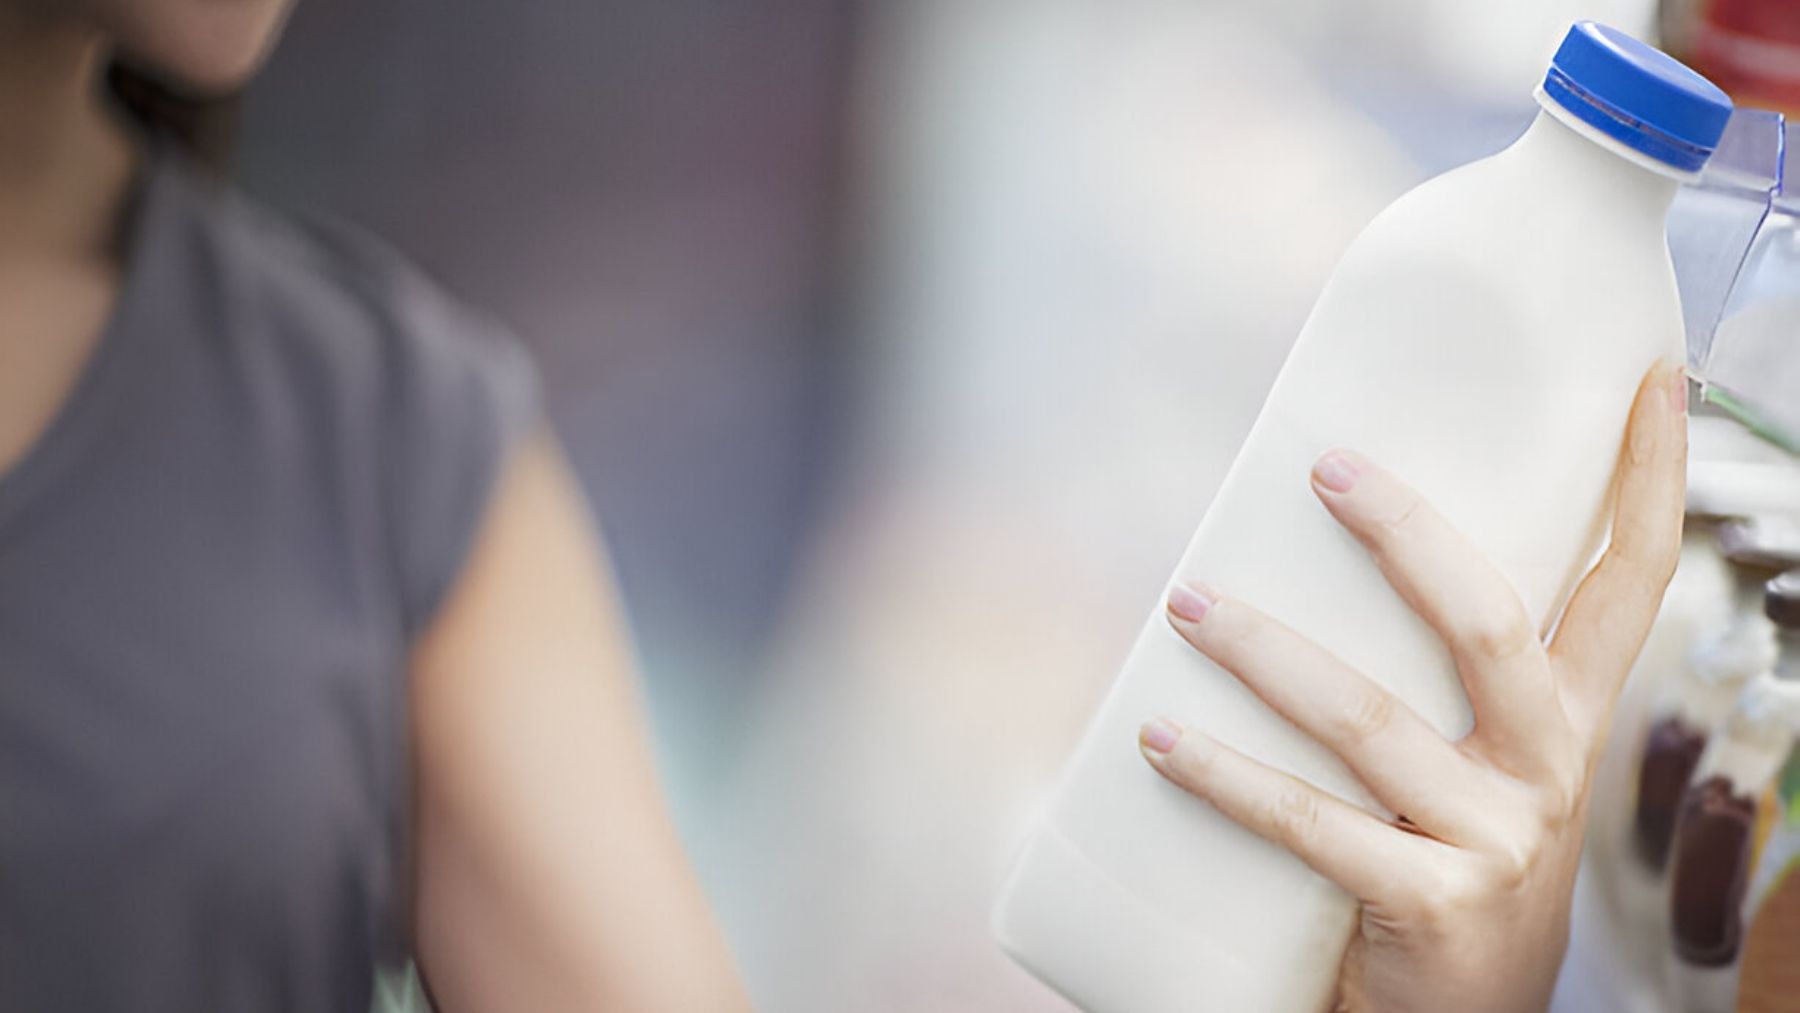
[1733,569,1800,1013]
[1664,0,1800,115]
[1664,667,1800,1011]
[1583,500,1731,1009]
[1661,556,1800,1012]
[1633,556,1767,872]
[1577,422,1800,1012]
[1632,510,1792,876]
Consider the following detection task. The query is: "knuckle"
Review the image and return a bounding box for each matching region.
[1375,493,1425,543]
[1460,606,1537,663]
[1331,687,1399,747]
[1164,745,1213,792]
[1266,787,1324,850]
[1483,837,1539,894]
[1476,789,1562,893]
[1407,860,1483,927]
[1534,765,1584,827]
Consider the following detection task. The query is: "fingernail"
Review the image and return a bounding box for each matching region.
[1312,451,1359,493]
[1669,363,1688,415]
[1167,582,1215,624]
[1140,718,1182,755]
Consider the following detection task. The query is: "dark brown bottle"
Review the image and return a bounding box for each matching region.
[1668,774,1757,966]
[1634,716,1710,869]
[1634,543,1780,872]
[1664,575,1800,980]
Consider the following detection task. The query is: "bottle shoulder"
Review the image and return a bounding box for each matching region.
[1348,153,1672,267]
[1274,150,1684,439]
[1323,155,1681,334]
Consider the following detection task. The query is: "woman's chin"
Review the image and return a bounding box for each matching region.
[110,1,293,99]
[156,53,269,98]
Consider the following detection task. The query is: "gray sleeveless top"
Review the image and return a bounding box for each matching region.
[0,145,537,1011]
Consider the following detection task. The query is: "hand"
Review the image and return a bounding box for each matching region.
[1137,361,1687,1013]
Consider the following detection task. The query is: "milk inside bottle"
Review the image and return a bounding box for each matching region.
[994,23,1733,1012]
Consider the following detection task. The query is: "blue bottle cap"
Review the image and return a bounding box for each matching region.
[1541,21,1733,173]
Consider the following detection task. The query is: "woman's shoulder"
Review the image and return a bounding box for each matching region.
[151,150,540,632]
[151,146,537,445]
[162,152,517,380]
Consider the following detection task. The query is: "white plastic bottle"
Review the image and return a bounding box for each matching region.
[994,23,1732,1013]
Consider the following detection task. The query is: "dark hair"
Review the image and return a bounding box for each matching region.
[105,60,241,175]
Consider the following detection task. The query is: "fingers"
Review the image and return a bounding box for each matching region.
[1165,585,1496,844]
[1551,360,1688,736]
[1309,449,1564,766]
[1139,717,1447,903]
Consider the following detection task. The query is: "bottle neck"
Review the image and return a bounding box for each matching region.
[1508,106,1685,219]
[1779,628,1800,680]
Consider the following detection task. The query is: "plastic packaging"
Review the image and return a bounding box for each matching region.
[1669,95,1800,451]
[1701,186,1800,451]
[1664,107,1782,371]
[993,24,1731,1012]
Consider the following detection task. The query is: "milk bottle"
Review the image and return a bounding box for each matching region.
[995,23,1732,1012]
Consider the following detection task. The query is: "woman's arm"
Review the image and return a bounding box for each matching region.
[409,430,750,1012]
[1142,360,1687,1012]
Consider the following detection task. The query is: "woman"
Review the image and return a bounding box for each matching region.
[0,2,747,1010]
[0,3,1686,1013]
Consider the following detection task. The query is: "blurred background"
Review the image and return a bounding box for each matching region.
[229,1,1793,1009]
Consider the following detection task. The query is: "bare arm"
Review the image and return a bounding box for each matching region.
[410,429,750,1012]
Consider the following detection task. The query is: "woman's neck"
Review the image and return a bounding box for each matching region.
[0,10,136,266]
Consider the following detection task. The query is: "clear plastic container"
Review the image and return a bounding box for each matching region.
[1669,103,1800,450]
